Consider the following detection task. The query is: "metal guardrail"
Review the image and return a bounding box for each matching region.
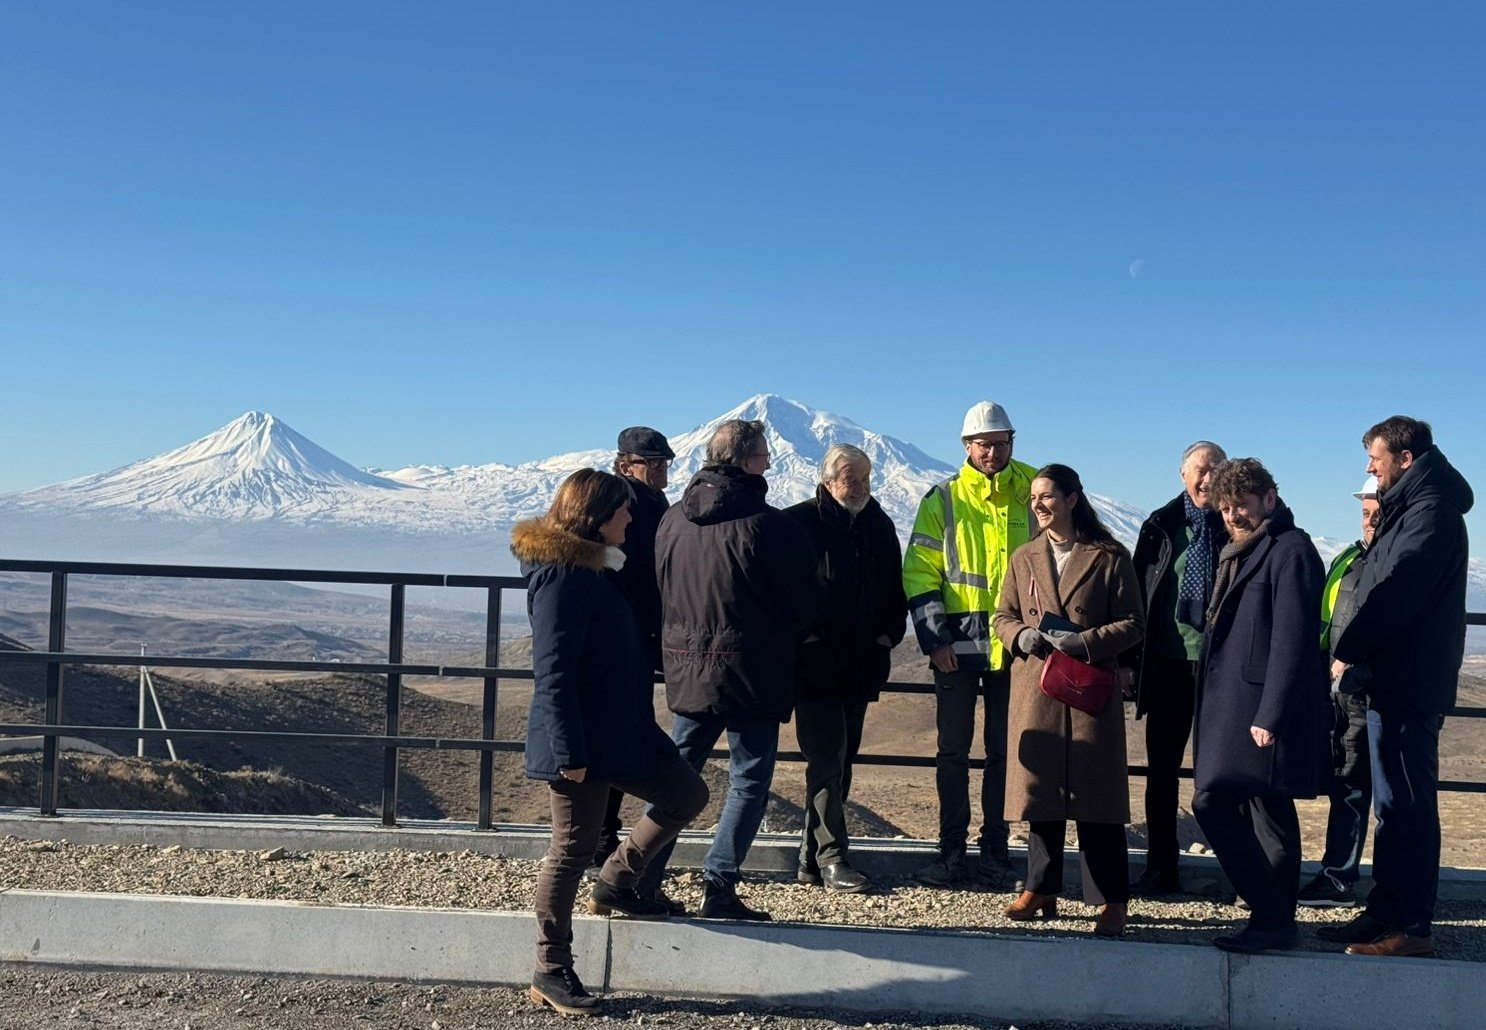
[1,558,1484,827]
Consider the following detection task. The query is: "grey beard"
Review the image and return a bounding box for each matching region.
[839,495,870,516]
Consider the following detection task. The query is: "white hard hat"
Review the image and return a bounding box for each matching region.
[961,401,1014,438]
[1352,476,1379,500]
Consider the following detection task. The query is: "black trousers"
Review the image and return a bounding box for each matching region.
[1320,692,1372,884]
[1365,708,1444,936]
[932,665,1010,857]
[795,697,869,870]
[1025,820,1129,904]
[1141,658,1198,875]
[1192,789,1300,930]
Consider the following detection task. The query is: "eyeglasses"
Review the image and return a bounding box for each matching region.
[627,457,672,469]
[968,435,1014,451]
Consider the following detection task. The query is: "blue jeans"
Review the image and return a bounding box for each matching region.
[1365,707,1444,936]
[636,711,780,892]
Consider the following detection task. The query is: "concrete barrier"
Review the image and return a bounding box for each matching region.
[3,887,1484,1029]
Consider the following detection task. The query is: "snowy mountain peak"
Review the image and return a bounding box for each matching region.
[13,412,407,521]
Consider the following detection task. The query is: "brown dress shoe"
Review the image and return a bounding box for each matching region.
[1344,931,1435,958]
[1094,902,1128,937]
[1005,890,1058,921]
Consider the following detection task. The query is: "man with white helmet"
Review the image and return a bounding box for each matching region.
[1298,476,1382,908]
[902,401,1036,887]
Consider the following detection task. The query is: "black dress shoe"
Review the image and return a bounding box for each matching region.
[700,883,772,921]
[1214,923,1299,954]
[821,862,871,893]
[797,863,822,886]
[1130,867,1181,897]
[1315,910,1393,944]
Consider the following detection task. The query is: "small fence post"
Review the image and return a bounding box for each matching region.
[381,583,405,827]
[477,585,502,831]
[39,571,68,816]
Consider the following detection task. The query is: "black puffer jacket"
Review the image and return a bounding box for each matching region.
[611,475,670,671]
[656,465,822,724]
[1334,447,1475,714]
[784,487,907,703]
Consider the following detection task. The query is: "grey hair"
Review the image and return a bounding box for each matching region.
[820,443,871,484]
[706,419,768,467]
[1181,440,1227,471]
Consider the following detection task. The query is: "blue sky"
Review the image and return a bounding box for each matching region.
[1,2,1481,544]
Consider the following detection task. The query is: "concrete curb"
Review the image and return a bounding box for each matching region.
[2,888,1483,1029]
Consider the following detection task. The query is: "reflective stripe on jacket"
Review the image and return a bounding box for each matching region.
[902,458,1037,671]
[1319,542,1363,652]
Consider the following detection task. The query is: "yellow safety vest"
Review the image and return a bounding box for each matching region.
[902,459,1036,671]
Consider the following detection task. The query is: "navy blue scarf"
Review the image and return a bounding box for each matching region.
[1177,493,1221,629]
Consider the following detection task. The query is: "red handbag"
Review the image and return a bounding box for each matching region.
[1027,574,1115,715]
[1039,649,1117,715]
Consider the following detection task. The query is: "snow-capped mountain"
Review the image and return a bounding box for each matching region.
[373,394,1150,547]
[2,395,1480,610]
[13,412,410,521]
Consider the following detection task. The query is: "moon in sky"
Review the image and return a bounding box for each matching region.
[1128,259,1145,279]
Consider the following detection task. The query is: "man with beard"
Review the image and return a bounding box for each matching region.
[902,401,1036,887]
[785,444,907,893]
[1192,458,1327,954]
[1319,417,1474,958]
[1297,476,1381,909]
[1127,440,1228,896]
[586,427,676,888]
[636,418,821,920]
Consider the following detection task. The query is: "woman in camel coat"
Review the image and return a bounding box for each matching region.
[992,463,1145,936]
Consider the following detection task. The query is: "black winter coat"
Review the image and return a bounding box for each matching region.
[1334,447,1475,714]
[656,465,822,725]
[784,487,907,703]
[1195,505,1328,798]
[1127,494,1227,718]
[512,519,677,782]
[612,475,670,671]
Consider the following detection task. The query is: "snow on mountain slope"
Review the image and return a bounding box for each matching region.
[12,413,411,521]
[6,397,1478,597]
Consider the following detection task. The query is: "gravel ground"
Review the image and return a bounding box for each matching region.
[2,836,1485,961]
[0,968,1177,1029]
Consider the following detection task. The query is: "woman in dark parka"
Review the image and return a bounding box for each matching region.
[1194,458,1327,955]
[514,469,708,1017]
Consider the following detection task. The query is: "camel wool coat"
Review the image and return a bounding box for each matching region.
[992,536,1145,823]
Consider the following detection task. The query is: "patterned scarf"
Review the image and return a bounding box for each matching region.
[1205,514,1275,628]
[1176,493,1221,629]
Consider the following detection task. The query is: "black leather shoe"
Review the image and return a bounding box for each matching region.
[978,852,1016,890]
[1130,867,1181,897]
[821,862,871,893]
[1214,923,1299,954]
[1315,910,1393,944]
[700,883,772,921]
[797,863,822,886]
[588,880,671,919]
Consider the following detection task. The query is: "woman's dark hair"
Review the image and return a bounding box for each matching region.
[546,468,632,542]
[1032,463,1121,551]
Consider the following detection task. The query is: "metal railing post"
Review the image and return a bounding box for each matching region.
[39,571,68,816]
[477,586,502,831]
[381,583,405,827]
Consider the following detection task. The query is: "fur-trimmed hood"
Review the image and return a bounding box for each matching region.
[510,518,624,573]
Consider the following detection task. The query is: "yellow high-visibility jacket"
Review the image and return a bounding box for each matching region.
[902,458,1037,671]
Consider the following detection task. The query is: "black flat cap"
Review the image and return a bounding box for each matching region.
[617,426,674,460]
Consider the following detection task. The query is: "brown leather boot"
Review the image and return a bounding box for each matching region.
[1094,902,1128,937]
[1005,891,1058,921]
